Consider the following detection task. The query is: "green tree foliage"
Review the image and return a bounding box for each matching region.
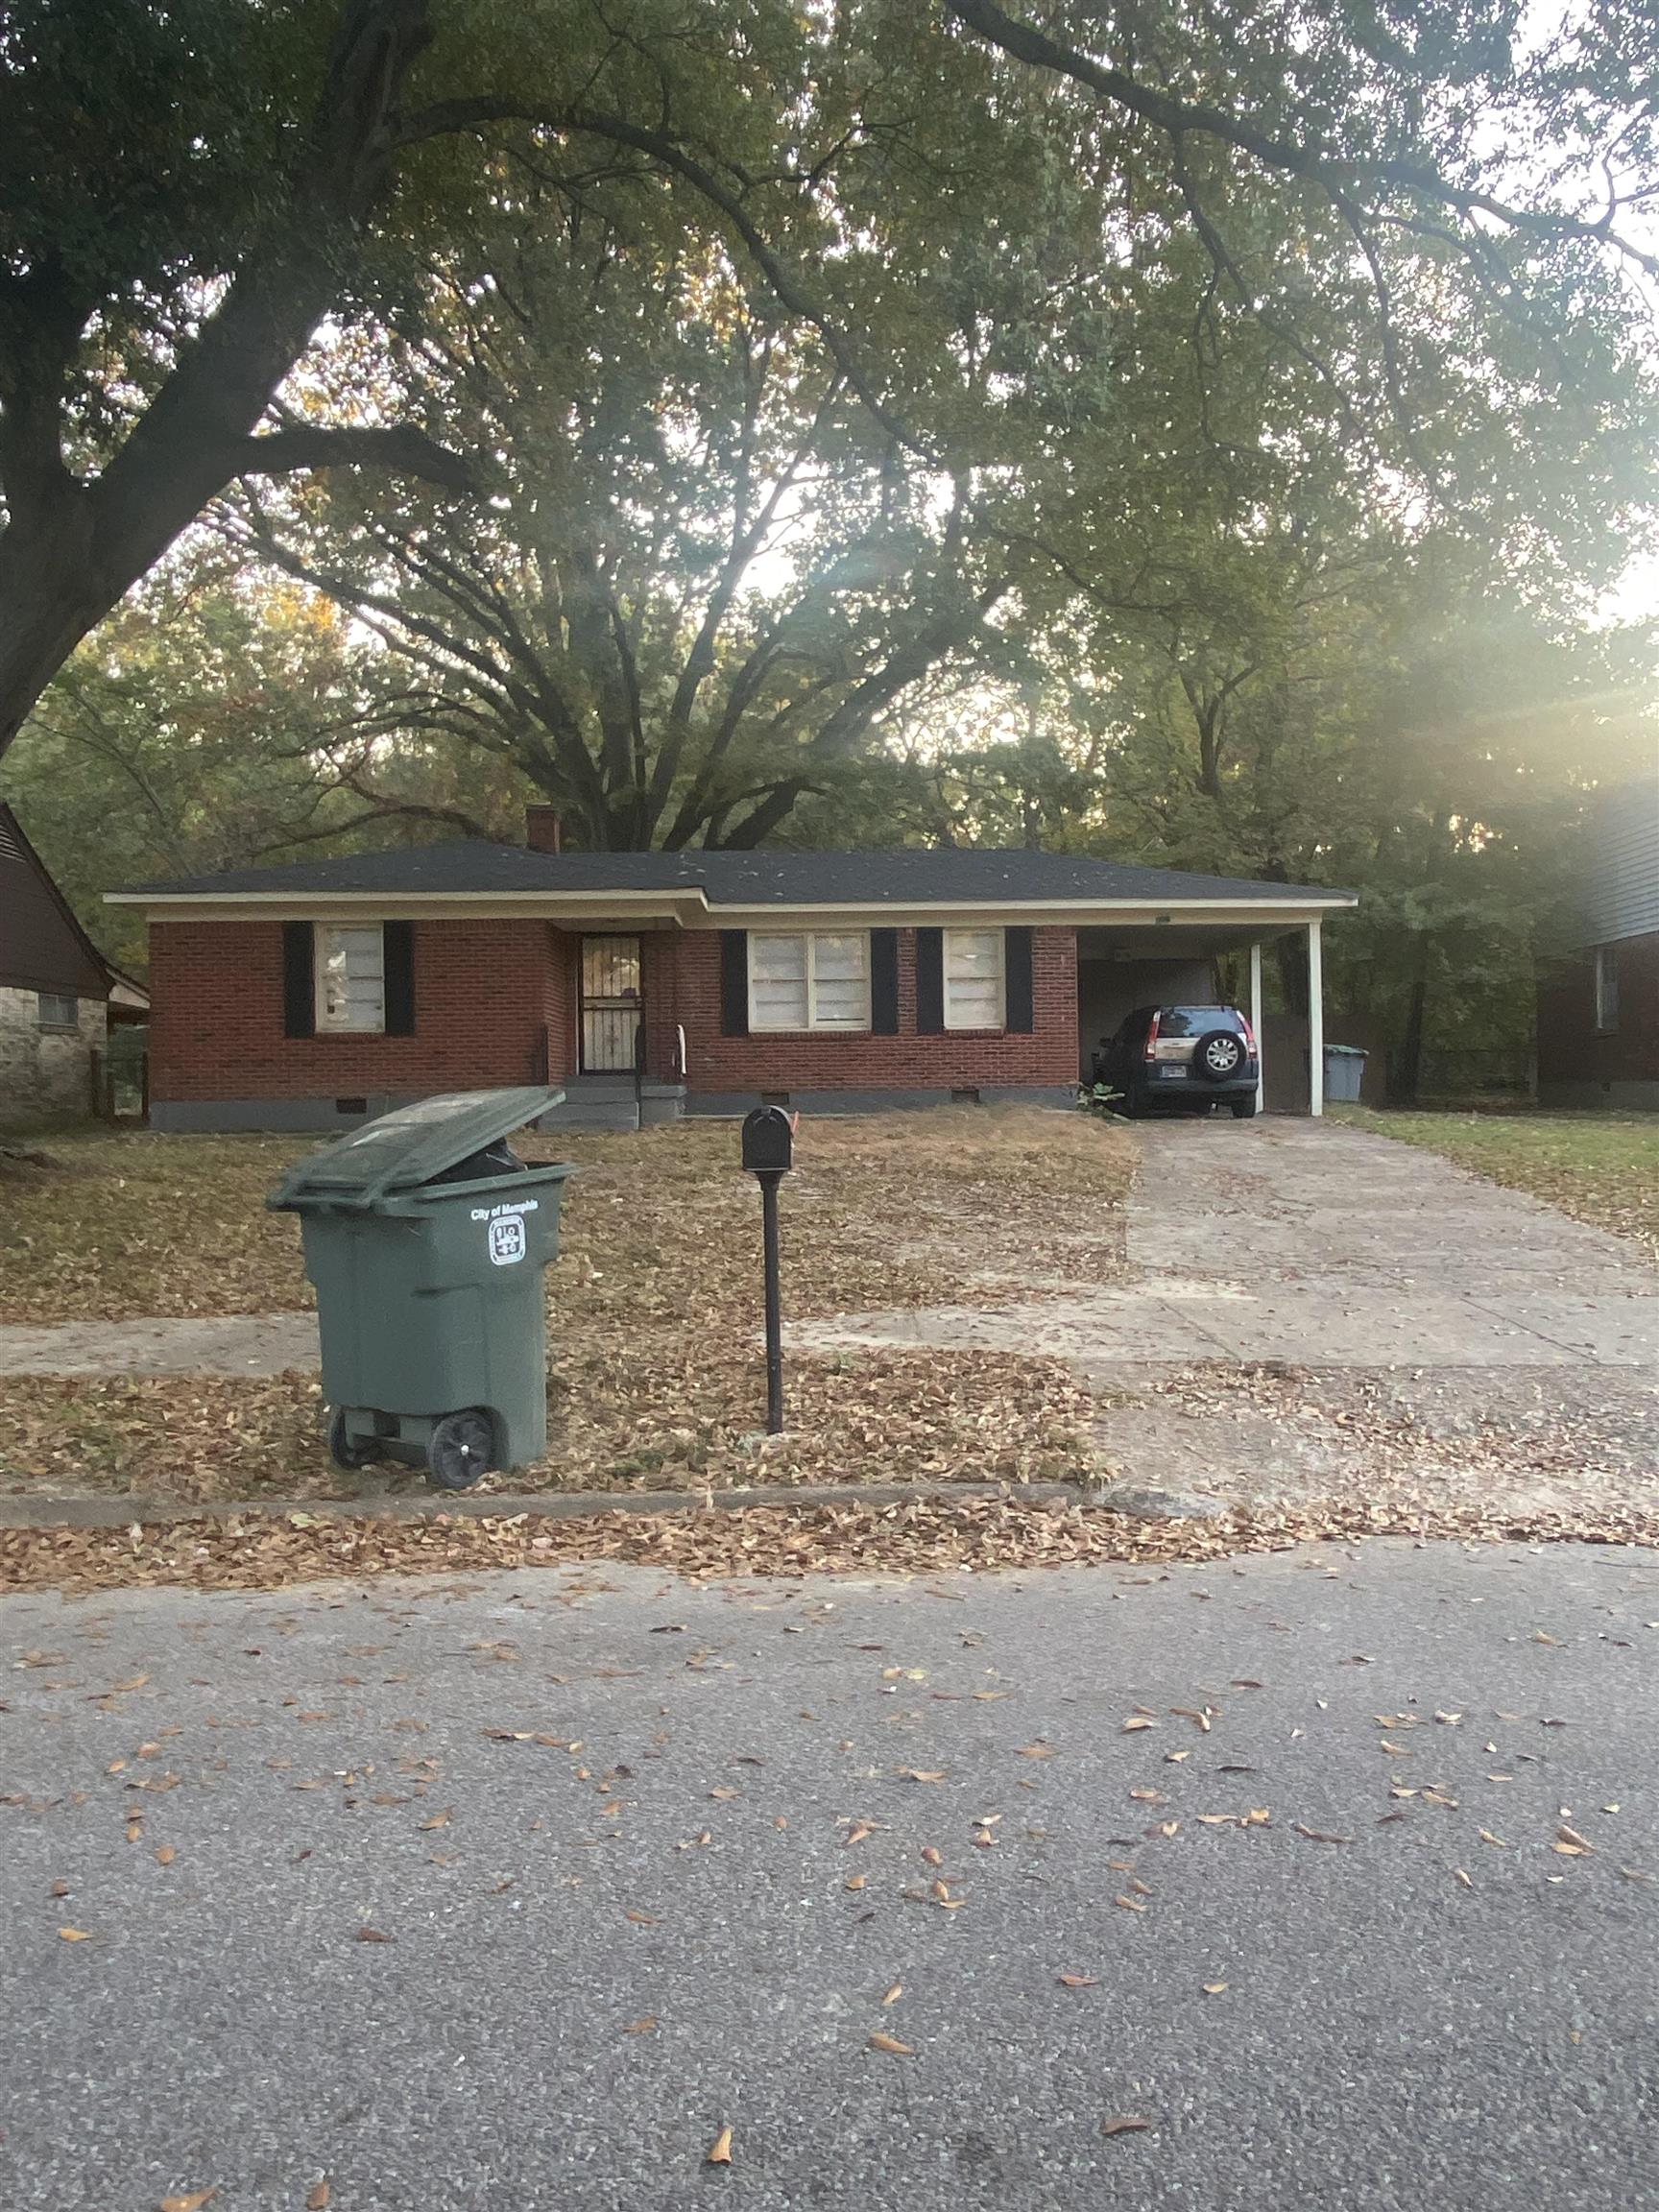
[7,0,1659,1082]
[0,542,481,969]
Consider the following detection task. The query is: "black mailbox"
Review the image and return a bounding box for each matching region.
[741,1104,797,1175]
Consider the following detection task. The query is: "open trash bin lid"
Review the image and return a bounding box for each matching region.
[269,1087,564,1213]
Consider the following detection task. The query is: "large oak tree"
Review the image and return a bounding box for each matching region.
[4,0,1655,766]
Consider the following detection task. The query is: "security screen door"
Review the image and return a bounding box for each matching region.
[580,936,642,1071]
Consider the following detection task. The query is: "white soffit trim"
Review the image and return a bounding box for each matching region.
[704,898,1357,928]
[110,890,1357,926]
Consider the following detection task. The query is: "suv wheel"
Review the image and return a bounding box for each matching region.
[1230,1097,1258,1119]
[1195,1029,1245,1080]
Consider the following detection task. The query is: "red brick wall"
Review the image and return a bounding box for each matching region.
[671,926,1078,1094]
[150,918,1080,1102]
[150,919,565,1100]
[642,931,684,1079]
[1537,934,1659,1087]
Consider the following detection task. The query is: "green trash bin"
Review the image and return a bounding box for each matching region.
[268,1087,574,1490]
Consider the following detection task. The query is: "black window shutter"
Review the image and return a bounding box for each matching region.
[282,921,315,1039]
[871,928,900,1034]
[915,927,944,1034]
[1004,926,1034,1033]
[720,930,749,1036]
[384,921,415,1035]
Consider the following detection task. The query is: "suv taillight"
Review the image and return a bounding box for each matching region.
[1143,1011,1162,1063]
[1238,1013,1257,1056]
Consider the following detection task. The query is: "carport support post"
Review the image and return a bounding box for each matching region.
[1248,941,1264,1115]
[1308,919,1324,1118]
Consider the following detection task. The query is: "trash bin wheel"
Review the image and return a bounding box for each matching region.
[426,1407,496,1491]
[327,1407,380,1471]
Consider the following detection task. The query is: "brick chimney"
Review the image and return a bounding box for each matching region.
[525,805,564,854]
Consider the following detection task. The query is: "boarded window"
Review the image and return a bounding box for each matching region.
[315,926,386,1033]
[943,929,1005,1030]
[748,932,871,1031]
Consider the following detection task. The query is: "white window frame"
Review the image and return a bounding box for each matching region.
[1593,944,1619,1034]
[315,924,387,1034]
[747,931,872,1033]
[943,927,1006,1032]
[36,990,79,1030]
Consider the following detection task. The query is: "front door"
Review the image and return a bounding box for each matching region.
[580,935,642,1072]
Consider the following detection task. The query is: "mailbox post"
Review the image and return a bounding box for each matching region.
[740,1105,797,1434]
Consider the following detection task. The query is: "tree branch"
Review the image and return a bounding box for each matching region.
[948,0,1659,278]
[395,98,927,453]
[232,421,484,492]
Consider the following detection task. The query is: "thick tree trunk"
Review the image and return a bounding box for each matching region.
[1390,932,1432,1104]
[0,0,434,758]
[0,493,104,755]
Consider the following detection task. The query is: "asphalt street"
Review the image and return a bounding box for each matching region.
[3,1538,1657,2211]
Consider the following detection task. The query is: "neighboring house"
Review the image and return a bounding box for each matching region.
[1536,777,1659,1110]
[109,808,1357,1132]
[0,804,148,1129]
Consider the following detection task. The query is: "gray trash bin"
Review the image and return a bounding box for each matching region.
[1322,1045,1367,1103]
[268,1088,573,1490]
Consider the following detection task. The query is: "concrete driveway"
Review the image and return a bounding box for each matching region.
[3,1541,1656,2211]
[802,1120,1658,1511]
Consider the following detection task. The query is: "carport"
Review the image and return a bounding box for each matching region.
[1076,908,1341,1115]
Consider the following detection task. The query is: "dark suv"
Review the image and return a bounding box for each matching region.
[1093,1004,1260,1118]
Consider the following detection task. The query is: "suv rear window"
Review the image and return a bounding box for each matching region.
[1151,1006,1247,1038]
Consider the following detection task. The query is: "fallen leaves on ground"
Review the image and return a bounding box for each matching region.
[1124,1358,1657,1522]
[0,1112,1118,1504]
[869,2032,914,2056]
[0,1348,1090,1503]
[159,2194,216,2212]
[1101,2116,1152,2138]
[4,1491,1658,1596]
[0,1133,310,1324]
[0,1110,1130,1332]
[705,2127,733,2166]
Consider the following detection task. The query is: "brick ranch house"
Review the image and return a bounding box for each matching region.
[1536,774,1658,1111]
[1,803,148,1128]
[110,810,1358,1132]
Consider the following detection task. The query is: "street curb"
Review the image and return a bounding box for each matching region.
[0,1479,1086,1533]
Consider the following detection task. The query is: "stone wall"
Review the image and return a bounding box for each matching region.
[0,985,105,1128]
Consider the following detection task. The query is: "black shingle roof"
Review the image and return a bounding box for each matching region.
[119,842,1351,906]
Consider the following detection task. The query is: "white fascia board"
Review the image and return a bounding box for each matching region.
[107,889,710,926]
[108,888,1358,928]
[697,897,1358,929]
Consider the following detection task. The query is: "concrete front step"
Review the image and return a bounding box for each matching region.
[537,1080,687,1134]
[539,1096,641,1132]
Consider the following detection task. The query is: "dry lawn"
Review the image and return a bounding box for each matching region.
[0,1132,309,1322]
[5,1488,1656,1599]
[0,1108,1130,1503]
